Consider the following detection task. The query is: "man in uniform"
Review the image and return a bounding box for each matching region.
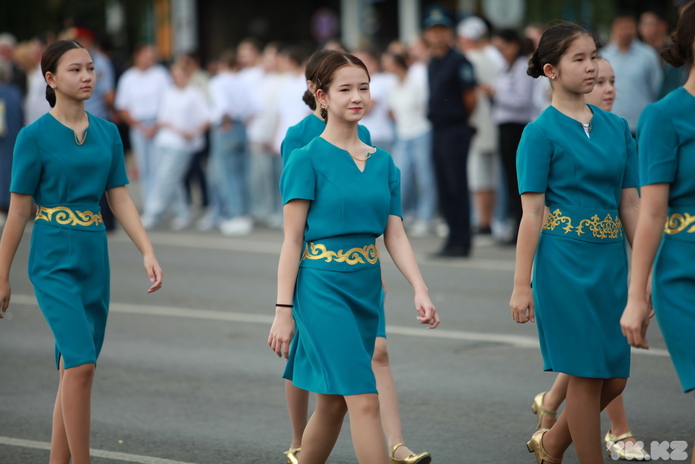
[424,6,477,257]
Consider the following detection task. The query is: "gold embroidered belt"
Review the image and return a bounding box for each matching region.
[542,205,623,243]
[34,204,105,231]
[663,207,695,242]
[301,235,379,271]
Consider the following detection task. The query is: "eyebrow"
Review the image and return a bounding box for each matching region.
[66,61,94,66]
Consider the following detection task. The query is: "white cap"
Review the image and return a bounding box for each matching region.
[457,16,488,41]
[0,33,17,49]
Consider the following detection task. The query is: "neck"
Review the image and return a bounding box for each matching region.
[51,99,86,124]
[551,89,591,122]
[321,119,360,148]
[430,44,449,58]
[615,39,631,52]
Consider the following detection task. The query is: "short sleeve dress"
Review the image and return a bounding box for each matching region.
[638,87,695,393]
[517,104,637,378]
[11,112,129,369]
[280,137,401,395]
[279,115,386,336]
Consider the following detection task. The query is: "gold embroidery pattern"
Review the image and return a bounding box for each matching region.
[543,208,622,239]
[664,213,695,235]
[36,206,104,227]
[302,242,378,265]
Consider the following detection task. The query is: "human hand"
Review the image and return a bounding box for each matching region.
[268,309,295,358]
[0,279,10,319]
[510,285,534,323]
[144,254,163,293]
[414,292,439,329]
[621,298,650,349]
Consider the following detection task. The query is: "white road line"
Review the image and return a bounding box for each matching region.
[8,294,669,356]
[0,436,198,464]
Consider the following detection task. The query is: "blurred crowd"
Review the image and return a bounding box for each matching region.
[0,1,690,248]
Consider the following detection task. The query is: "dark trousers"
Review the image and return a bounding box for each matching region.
[498,122,526,239]
[432,124,472,251]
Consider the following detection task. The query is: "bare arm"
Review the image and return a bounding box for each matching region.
[510,192,545,323]
[268,200,309,358]
[621,184,669,349]
[463,88,477,118]
[106,186,162,293]
[0,194,33,315]
[619,187,640,247]
[383,215,439,328]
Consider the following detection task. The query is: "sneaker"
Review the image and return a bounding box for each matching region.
[196,212,218,231]
[409,220,430,238]
[219,216,253,236]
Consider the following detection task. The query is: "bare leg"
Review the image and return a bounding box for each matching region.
[49,362,70,464]
[372,337,415,459]
[605,393,631,436]
[474,190,495,230]
[285,380,309,449]
[344,393,390,464]
[539,373,569,429]
[542,376,626,464]
[59,362,95,464]
[298,394,347,464]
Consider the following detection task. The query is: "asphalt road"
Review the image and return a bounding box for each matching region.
[0,225,691,464]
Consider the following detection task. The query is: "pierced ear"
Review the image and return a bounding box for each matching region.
[315,88,328,106]
[45,72,56,88]
[542,63,556,80]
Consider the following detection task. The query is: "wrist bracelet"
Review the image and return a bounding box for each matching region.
[275,304,293,308]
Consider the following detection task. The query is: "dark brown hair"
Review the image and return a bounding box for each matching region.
[41,40,86,107]
[662,3,695,68]
[527,22,592,78]
[302,49,337,110]
[315,52,370,121]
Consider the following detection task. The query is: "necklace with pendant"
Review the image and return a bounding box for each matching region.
[349,152,372,162]
[74,130,88,145]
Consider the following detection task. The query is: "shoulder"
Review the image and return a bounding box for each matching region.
[521,115,553,144]
[88,113,121,139]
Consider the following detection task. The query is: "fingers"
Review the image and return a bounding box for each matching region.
[416,305,440,328]
[268,334,291,359]
[147,266,163,293]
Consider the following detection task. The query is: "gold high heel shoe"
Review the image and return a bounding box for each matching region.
[531,392,557,430]
[605,430,651,461]
[284,447,301,464]
[527,429,562,464]
[390,443,432,464]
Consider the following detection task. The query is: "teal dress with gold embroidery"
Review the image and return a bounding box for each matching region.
[517,105,637,378]
[638,87,695,393]
[280,136,401,395]
[10,113,129,369]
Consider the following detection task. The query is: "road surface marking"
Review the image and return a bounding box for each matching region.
[9,294,668,356]
[0,436,198,464]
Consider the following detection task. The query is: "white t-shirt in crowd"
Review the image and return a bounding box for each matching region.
[246,70,284,145]
[154,84,210,153]
[208,70,257,126]
[465,47,501,153]
[272,72,310,155]
[115,65,171,121]
[386,71,430,140]
[24,65,51,125]
[361,72,396,145]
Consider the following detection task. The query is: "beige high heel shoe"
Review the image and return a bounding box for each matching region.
[390,443,432,464]
[605,430,651,461]
[283,447,300,464]
[531,392,557,430]
[527,429,562,464]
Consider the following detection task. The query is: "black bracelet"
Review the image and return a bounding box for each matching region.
[275,304,294,308]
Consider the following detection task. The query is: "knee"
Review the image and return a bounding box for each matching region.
[317,395,348,419]
[63,363,95,385]
[372,338,390,368]
[346,394,381,419]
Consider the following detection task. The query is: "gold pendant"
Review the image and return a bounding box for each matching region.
[74,130,88,146]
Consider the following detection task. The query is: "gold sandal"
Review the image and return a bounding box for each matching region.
[605,430,651,461]
[390,443,432,464]
[527,429,562,464]
[283,447,301,464]
[531,392,557,430]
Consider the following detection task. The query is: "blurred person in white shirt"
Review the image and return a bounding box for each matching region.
[271,45,310,159]
[140,60,210,231]
[201,50,256,235]
[458,16,503,237]
[24,35,50,125]
[247,42,284,229]
[115,44,171,208]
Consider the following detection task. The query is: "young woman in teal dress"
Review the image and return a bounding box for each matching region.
[279,49,430,464]
[510,23,640,464]
[531,58,649,461]
[268,52,439,464]
[621,6,695,462]
[0,40,162,464]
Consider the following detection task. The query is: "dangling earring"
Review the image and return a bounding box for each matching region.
[321,104,327,109]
